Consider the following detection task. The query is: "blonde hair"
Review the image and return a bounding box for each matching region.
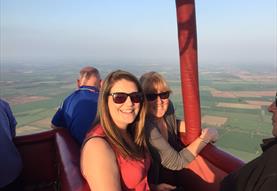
[140,71,171,94]
[98,70,147,159]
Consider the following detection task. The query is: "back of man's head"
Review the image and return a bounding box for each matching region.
[78,66,101,88]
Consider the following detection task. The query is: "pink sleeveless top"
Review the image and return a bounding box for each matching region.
[86,124,151,191]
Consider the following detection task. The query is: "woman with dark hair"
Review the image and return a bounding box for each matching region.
[81,70,173,191]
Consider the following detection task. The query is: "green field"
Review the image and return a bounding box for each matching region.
[1,62,275,162]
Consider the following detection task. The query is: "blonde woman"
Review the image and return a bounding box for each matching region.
[140,71,218,189]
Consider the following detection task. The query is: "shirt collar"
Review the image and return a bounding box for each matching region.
[260,137,277,151]
[79,86,99,92]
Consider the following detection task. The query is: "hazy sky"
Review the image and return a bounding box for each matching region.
[1,0,276,66]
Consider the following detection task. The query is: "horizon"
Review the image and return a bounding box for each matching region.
[0,0,276,67]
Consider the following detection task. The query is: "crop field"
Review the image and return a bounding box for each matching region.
[0,62,276,162]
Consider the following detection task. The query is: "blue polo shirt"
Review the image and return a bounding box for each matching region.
[51,86,99,145]
[0,99,22,187]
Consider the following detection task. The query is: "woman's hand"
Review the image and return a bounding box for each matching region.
[185,127,218,157]
[151,183,176,191]
[200,128,218,143]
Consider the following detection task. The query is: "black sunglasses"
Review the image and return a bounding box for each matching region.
[109,92,144,104]
[146,91,170,101]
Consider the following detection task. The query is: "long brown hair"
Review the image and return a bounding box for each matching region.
[98,70,147,159]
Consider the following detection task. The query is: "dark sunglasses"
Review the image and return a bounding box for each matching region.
[146,91,170,101]
[109,92,144,104]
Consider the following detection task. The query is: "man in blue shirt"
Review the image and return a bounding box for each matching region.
[51,66,101,145]
[0,98,22,190]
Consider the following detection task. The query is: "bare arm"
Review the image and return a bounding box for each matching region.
[81,138,121,191]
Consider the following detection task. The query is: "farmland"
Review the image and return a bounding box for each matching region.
[0,62,276,162]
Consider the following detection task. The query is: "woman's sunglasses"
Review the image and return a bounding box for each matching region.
[146,91,170,101]
[109,92,144,104]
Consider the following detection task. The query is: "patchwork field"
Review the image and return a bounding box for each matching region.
[211,90,275,98]
[202,115,228,127]
[216,102,261,109]
[1,63,276,162]
[7,96,50,105]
